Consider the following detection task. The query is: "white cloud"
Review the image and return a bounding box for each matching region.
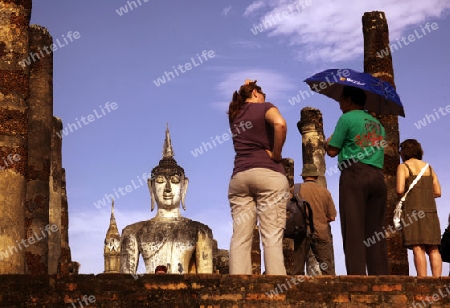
[230,40,264,49]
[222,6,232,17]
[243,0,450,62]
[243,1,266,17]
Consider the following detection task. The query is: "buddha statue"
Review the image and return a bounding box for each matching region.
[120,125,214,274]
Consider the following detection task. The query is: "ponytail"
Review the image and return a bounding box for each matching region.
[228,91,245,124]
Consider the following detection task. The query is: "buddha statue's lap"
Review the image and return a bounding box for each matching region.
[120,126,214,274]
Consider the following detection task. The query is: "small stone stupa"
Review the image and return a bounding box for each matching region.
[103,200,120,273]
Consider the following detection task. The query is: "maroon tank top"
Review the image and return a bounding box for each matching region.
[230,102,285,177]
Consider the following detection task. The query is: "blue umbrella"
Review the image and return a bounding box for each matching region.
[304,68,405,117]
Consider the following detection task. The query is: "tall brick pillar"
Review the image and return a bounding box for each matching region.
[362,11,408,275]
[25,25,53,274]
[0,0,32,274]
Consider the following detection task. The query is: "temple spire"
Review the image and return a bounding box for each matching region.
[106,198,119,237]
[110,199,116,225]
[162,123,174,159]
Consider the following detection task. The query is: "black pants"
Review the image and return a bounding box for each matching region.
[339,162,389,275]
[293,230,335,275]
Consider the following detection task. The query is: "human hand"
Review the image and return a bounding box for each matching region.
[244,79,256,85]
[265,149,282,162]
[324,134,333,150]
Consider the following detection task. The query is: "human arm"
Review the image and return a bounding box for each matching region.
[325,135,340,157]
[431,167,442,198]
[265,106,287,162]
[396,163,407,196]
[326,191,337,223]
[325,116,348,158]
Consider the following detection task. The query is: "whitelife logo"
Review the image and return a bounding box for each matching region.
[152,50,215,87]
[56,102,118,138]
[19,31,81,67]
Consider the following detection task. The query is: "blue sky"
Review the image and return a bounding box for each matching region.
[29,0,450,275]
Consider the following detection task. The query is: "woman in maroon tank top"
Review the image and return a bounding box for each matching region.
[227,80,290,275]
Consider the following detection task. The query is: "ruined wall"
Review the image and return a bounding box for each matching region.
[0,274,449,307]
[0,0,32,274]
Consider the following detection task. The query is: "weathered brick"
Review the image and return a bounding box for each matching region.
[385,294,408,304]
[372,284,402,292]
[351,294,379,304]
[349,284,369,292]
[333,294,350,303]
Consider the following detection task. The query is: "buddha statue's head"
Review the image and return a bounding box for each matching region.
[148,125,188,212]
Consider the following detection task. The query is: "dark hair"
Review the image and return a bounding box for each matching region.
[227,81,263,123]
[399,139,423,160]
[342,86,366,107]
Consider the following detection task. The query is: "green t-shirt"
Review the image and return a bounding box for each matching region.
[328,110,386,169]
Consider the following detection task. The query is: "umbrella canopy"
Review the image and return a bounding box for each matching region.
[304,68,405,117]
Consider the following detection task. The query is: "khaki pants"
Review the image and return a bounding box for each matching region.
[228,168,289,275]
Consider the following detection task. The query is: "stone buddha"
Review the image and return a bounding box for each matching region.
[120,126,214,274]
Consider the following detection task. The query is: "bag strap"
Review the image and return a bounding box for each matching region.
[305,199,314,235]
[294,183,301,196]
[400,163,429,202]
[293,183,315,235]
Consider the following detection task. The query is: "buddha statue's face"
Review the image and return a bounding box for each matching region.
[151,173,184,210]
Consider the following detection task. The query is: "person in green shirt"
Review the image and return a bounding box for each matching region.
[325,85,389,275]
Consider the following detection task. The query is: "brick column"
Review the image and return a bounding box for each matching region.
[49,116,62,274]
[60,168,76,274]
[281,158,295,274]
[297,107,327,187]
[0,0,32,274]
[25,24,53,274]
[362,11,408,275]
